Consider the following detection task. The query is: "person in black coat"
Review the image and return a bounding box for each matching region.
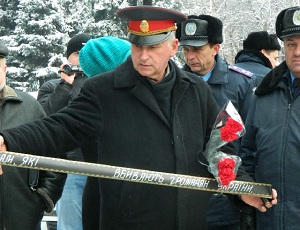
[0,6,277,230]
[0,43,66,230]
[235,31,281,86]
[37,33,91,230]
[78,36,131,230]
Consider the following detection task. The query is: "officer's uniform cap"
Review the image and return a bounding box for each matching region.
[177,15,223,47]
[276,6,300,40]
[179,19,209,47]
[116,6,187,45]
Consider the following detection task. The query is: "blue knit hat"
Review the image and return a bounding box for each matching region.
[79,36,131,77]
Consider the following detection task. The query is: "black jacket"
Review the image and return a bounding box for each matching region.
[37,74,87,161]
[1,57,252,229]
[241,61,300,229]
[38,73,98,230]
[235,50,273,86]
[0,85,66,230]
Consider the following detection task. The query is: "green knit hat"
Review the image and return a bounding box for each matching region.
[79,36,131,77]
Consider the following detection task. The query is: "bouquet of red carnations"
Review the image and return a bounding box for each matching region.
[204,101,245,186]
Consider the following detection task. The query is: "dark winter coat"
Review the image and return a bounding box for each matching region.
[0,85,66,230]
[183,54,255,228]
[37,74,87,161]
[37,73,98,229]
[241,61,300,230]
[1,57,252,230]
[235,50,273,86]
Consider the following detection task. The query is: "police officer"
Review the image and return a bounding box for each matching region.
[177,15,256,230]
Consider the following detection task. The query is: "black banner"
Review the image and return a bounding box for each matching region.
[0,150,272,198]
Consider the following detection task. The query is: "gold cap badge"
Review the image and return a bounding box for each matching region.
[140,20,149,33]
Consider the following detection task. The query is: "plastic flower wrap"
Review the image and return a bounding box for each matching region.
[204,101,246,186]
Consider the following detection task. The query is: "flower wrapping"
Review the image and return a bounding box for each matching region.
[203,101,245,186]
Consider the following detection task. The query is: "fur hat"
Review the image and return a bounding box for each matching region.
[66,34,91,59]
[177,14,223,46]
[243,31,281,51]
[276,6,300,40]
[79,36,131,77]
[0,43,9,58]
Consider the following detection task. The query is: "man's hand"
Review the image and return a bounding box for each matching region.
[241,189,277,212]
[0,135,7,175]
[59,63,75,84]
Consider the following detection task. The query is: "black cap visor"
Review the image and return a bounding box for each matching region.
[128,32,173,45]
[179,39,208,47]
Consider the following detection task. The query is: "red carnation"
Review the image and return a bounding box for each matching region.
[203,101,244,187]
[218,158,237,186]
[220,117,243,142]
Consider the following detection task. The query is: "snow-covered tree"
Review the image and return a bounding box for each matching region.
[7,0,68,91]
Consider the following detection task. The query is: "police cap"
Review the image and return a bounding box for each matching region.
[276,6,300,40]
[116,6,187,45]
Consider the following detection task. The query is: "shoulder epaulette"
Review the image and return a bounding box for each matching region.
[229,65,254,78]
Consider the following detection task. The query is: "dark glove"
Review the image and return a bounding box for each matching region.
[240,205,256,230]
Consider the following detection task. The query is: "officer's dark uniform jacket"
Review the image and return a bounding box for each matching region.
[183,54,255,227]
[0,85,66,230]
[241,61,300,230]
[37,73,87,161]
[38,72,100,230]
[0,57,253,230]
[235,50,273,86]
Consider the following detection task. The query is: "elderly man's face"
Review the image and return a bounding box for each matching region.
[284,35,300,77]
[130,37,178,83]
[0,58,7,91]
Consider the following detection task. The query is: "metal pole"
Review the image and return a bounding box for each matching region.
[0,150,272,198]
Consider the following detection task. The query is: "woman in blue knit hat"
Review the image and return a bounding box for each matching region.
[79,36,131,78]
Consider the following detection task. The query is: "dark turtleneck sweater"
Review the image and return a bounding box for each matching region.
[137,62,176,123]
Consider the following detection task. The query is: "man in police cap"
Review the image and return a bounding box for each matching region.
[239,6,300,230]
[0,6,276,230]
[0,43,66,230]
[177,15,257,230]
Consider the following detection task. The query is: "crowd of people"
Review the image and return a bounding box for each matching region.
[1,4,300,230]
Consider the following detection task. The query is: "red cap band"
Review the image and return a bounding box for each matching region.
[128,19,176,36]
